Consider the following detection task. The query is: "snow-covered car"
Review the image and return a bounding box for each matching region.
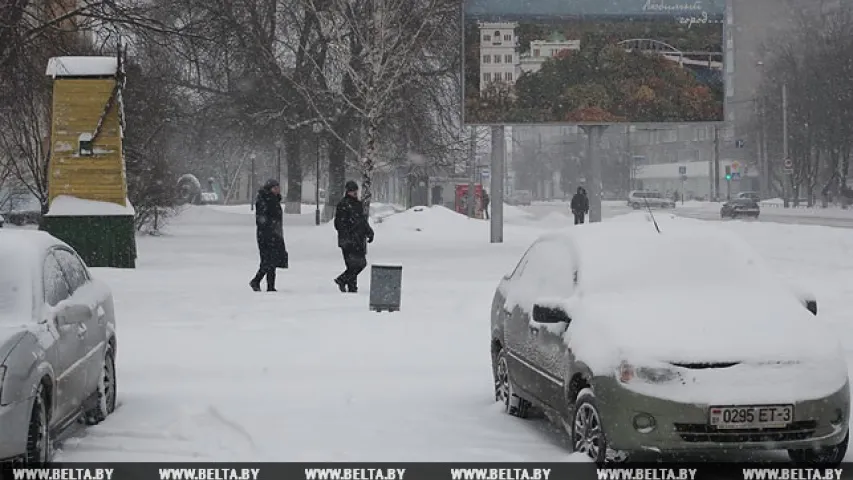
[0,230,117,461]
[721,198,760,219]
[628,190,675,209]
[508,190,532,206]
[490,220,848,464]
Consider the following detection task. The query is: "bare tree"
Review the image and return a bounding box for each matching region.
[291,0,459,213]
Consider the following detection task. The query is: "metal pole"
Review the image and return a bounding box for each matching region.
[581,125,606,222]
[315,134,321,225]
[276,146,282,185]
[491,126,504,243]
[761,103,769,198]
[681,177,685,205]
[713,126,720,201]
[782,82,790,208]
[250,155,256,211]
[467,126,476,218]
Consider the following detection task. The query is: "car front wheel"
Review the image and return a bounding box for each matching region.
[572,388,628,463]
[84,344,117,425]
[788,430,848,466]
[26,384,51,463]
[494,349,530,418]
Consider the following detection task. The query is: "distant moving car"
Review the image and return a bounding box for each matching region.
[737,192,761,202]
[508,190,532,206]
[721,198,760,219]
[627,190,675,209]
[491,220,847,464]
[0,230,117,461]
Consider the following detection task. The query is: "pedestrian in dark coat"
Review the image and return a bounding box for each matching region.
[482,190,490,219]
[570,186,589,225]
[333,181,374,293]
[250,179,288,292]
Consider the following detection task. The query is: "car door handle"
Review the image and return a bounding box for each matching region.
[77,323,87,338]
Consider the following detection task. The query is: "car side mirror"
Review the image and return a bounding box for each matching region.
[532,304,571,324]
[56,304,91,326]
[805,300,817,316]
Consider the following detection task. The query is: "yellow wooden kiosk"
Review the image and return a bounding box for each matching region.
[42,55,136,268]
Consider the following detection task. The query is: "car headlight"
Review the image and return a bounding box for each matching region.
[618,361,681,384]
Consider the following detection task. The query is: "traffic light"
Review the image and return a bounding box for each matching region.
[725,165,732,181]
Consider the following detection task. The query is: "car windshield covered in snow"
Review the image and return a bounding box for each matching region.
[573,223,777,294]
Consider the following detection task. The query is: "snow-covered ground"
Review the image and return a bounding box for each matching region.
[49,203,853,462]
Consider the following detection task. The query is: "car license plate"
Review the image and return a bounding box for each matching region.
[709,405,793,429]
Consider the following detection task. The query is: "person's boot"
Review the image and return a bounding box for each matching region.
[250,272,263,292]
[347,282,358,293]
[266,271,277,292]
[334,277,347,293]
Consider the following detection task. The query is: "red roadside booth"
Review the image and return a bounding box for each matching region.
[455,183,484,219]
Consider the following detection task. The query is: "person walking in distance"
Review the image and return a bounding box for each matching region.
[570,186,589,225]
[482,190,490,219]
[250,179,289,292]
[334,181,374,293]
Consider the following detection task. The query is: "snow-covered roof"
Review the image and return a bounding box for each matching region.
[45,195,135,217]
[46,56,118,78]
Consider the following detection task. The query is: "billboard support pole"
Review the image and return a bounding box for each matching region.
[580,125,608,223]
[467,126,476,218]
[490,126,504,243]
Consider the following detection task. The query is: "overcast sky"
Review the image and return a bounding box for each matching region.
[464,0,725,16]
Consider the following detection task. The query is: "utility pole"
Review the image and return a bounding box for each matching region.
[250,153,256,211]
[467,126,476,218]
[625,126,632,193]
[490,126,504,243]
[782,82,790,208]
[713,126,720,201]
[276,144,282,186]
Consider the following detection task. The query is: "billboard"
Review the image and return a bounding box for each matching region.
[463,0,726,125]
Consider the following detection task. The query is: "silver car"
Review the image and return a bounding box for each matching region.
[0,230,117,461]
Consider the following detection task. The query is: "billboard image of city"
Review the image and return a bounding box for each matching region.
[463,0,725,125]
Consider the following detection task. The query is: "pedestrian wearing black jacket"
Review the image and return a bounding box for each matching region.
[250,179,289,292]
[333,181,374,293]
[571,187,589,225]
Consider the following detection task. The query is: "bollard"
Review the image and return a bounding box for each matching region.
[369,264,403,312]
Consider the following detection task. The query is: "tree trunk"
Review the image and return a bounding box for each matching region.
[324,134,347,222]
[360,119,378,217]
[285,135,302,214]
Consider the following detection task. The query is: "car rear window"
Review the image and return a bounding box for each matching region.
[0,253,32,321]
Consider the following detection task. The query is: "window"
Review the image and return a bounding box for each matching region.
[505,54,512,63]
[504,34,511,41]
[505,72,513,81]
[483,72,491,82]
[533,49,540,57]
[493,30,500,38]
[43,255,70,307]
[514,239,576,299]
[52,249,89,294]
[482,55,490,63]
[483,34,491,41]
[494,55,501,63]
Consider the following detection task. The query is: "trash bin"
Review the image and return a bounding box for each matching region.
[369,264,403,312]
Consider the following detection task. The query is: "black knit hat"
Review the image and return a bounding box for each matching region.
[345,180,359,192]
[264,178,280,189]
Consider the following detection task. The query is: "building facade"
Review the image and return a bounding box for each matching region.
[478,22,581,92]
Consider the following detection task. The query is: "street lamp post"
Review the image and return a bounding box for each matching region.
[250,153,257,211]
[312,122,323,225]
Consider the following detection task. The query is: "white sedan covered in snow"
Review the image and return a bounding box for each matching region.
[491,218,849,464]
[0,230,117,461]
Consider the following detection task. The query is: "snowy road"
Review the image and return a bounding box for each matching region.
[520,201,853,228]
[49,203,853,462]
